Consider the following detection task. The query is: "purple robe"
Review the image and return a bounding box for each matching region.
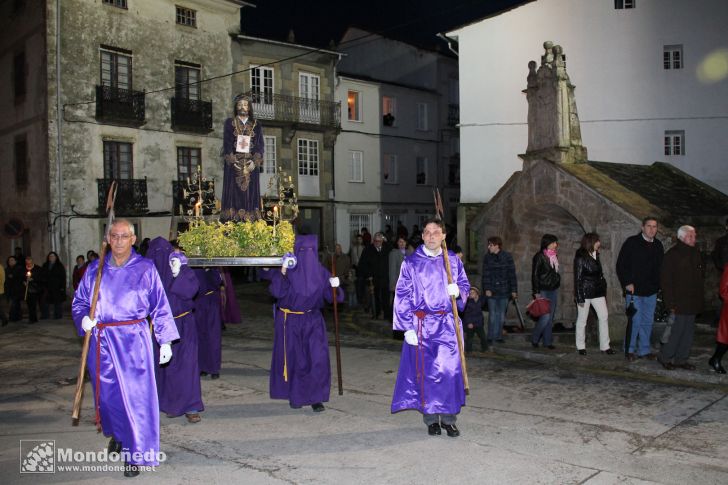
[156,255,203,417]
[261,235,344,407]
[72,250,178,466]
[194,268,223,374]
[221,268,241,323]
[391,246,470,416]
[221,116,264,221]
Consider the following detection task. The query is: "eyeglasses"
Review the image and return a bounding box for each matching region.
[109,233,132,242]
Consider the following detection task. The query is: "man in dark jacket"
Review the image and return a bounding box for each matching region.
[358,232,390,319]
[657,226,704,370]
[616,217,664,361]
[482,236,517,345]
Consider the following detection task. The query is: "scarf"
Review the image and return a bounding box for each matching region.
[543,248,559,272]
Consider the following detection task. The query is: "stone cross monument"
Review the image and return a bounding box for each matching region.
[523,41,587,163]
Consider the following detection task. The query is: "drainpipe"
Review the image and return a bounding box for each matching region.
[55,0,66,265]
[330,53,343,248]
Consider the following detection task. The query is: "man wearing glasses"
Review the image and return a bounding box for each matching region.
[72,219,179,477]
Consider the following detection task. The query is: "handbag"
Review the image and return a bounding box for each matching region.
[526,297,551,318]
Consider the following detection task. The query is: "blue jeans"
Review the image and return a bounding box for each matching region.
[487,297,509,342]
[625,294,656,356]
[532,289,558,346]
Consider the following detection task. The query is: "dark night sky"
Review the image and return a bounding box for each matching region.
[240,0,528,50]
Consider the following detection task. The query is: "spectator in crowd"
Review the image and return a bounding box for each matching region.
[396,221,408,241]
[14,247,24,263]
[40,251,66,319]
[389,237,407,308]
[350,233,365,307]
[72,255,86,291]
[327,243,352,307]
[361,227,372,246]
[462,286,487,353]
[573,233,614,355]
[409,225,423,248]
[658,225,704,370]
[5,256,23,322]
[531,234,560,349]
[23,256,43,323]
[482,236,518,346]
[709,261,728,374]
[384,224,395,245]
[359,232,391,319]
[616,217,664,361]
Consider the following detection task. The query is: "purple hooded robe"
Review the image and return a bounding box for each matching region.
[72,250,179,466]
[150,250,204,417]
[194,268,223,374]
[261,235,344,407]
[221,267,241,324]
[391,245,470,416]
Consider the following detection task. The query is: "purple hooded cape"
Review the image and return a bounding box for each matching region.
[261,235,344,407]
[194,268,223,374]
[72,250,179,466]
[151,251,204,417]
[391,245,470,416]
[221,267,241,323]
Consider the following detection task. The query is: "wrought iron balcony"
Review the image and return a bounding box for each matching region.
[250,92,340,128]
[97,178,148,215]
[172,180,217,216]
[171,97,213,133]
[447,103,459,127]
[96,85,146,125]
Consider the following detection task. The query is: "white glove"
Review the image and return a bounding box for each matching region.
[82,316,98,332]
[447,283,460,297]
[282,253,297,270]
[159,343,173,364]
[329,277,340,288]
[169,258,181,277]
[404,329,418,346]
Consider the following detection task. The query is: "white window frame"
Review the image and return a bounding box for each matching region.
[349,150,363,183]
[416,156,428,185]
[664,130,685,156]
[614,0,635,9]
[383,154,398,184]
[382,96,397,126]
[417,102,428,131]
[347,90,361,122]
[251,65,274,119]
[663,45,683,70]
[299,72,321,124]
[350,213,371,237]
[263,136,277,174]
[297,138,319,176]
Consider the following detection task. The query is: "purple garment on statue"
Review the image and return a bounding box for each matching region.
[194,268,223,374]
[155,261,203,417]
[391,245,470,416]
[221,117,264,220]
[72,250,178,466]
[261,235,344,407]
[221,268,241,323]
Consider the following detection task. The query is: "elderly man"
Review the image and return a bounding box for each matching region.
[391,219,470,437]
[72,220,179,477]
[657,225,705,370]
[359,232,391,319]
[616,217,665,361]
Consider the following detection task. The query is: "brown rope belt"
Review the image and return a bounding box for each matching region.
[413,310,447,408]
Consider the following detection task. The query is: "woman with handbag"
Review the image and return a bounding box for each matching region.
[531,234,560,349]
[573,233,614,355]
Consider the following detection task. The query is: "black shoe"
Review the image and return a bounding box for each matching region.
[123,462,139,477]
[441,423,460,437]
[577,349,587,355]
[210,373,220,380]
[108,437,122,454]
[311,403,325,412]
[602,348,616,355]
[709,357,727,374]
[427,423,441,436]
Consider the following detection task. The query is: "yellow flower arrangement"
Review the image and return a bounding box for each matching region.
[178,220,295,258]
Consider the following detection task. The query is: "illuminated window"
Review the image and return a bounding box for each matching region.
[347,90,361,121]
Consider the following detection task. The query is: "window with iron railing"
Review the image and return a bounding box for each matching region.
[177,147,201,181]
[175,63,200,100]
[103,141,133,179]
[101,47,132,90]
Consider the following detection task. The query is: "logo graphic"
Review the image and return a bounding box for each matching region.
[20,440,55,473]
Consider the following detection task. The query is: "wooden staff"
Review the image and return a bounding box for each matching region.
[72,181,117,423]
[331,253,343,395]
[434,189,469,394]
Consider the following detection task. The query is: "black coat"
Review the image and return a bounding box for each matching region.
[482,250,518,298]
[531,252,560,294]
[4,264,25,299]
[660,240,705,314]
[573,251,607,303]
[358,245,390,284]
[42,261,67,303]
[616,233,664,296]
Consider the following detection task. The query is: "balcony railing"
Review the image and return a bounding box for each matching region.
[250,92,340,128]
[97,178,148,215]
[447,103,459,127]
[96,85,146,125]
[171,97,213,133]
[172,180,216,216]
